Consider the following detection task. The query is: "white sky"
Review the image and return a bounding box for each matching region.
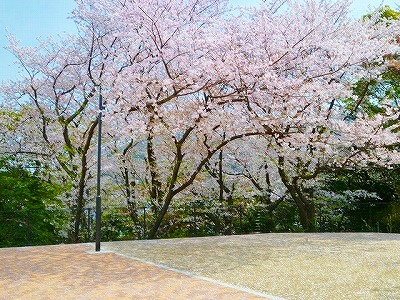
[0,0,398,82]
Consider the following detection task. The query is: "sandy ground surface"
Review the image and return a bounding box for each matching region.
[103,233,400,300]
[0,243,274,300]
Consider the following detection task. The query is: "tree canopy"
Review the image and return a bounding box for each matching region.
[1,0,399,240]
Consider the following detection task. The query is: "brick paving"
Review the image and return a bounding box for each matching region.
[0,243,274,300]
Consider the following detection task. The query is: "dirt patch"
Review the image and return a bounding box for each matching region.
[104,233,400,300]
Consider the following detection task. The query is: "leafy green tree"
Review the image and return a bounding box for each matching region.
[318,165,400,232]
[344,6,400,119]
[0,157,66,247]
[316,6,400,233]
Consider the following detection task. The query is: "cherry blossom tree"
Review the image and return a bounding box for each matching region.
[0,33,104,241]
[213,0,400,231]
[73,0,273,238]
[1,0,399,238]
[183,136,287,234]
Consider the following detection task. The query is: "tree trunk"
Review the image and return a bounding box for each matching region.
[147,192,174,239]
[294,196,316,232]
[277,157,316,232]
[147,132,163,209]
[70,120,97,242]
[205,212,222,235]
[72,157,89,242]
[147,135,184,239]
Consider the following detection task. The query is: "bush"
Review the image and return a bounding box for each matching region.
[0,157,65,247]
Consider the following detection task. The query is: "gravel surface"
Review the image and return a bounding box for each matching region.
[104,233,400,300]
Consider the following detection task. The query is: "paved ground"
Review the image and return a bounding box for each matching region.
[1,233,400,299]
[0,242,275,300]
[103,233,400,300]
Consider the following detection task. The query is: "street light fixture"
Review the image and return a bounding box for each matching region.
[95,85,103,252]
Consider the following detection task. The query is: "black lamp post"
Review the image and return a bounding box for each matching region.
[95,85,103,252]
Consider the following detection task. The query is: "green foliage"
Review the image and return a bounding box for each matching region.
[384,202,400,232]
[156,196,304,237]
[380,6,400,20]
[159,201,215,238]
[272,200,304,232]
[364,5,400,22]
[0,156,66,247]
[344,76,393,118]
[0,109,22,131]
[318,166,400,233]
[101,207,137,241]
[346,7,400,120]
